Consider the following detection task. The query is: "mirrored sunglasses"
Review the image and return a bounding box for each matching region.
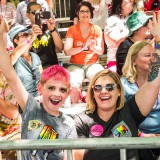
[92,84,117,92]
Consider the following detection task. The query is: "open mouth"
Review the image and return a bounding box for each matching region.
[50,99,61,105]
[100,96,111,101]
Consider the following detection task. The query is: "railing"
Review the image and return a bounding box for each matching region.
[1,137,160,160]
[52,0,73,33]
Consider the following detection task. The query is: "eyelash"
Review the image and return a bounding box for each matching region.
[48,87,67,93]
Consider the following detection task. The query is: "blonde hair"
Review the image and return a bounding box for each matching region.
[86,69,124,114]
[122,41,152,83]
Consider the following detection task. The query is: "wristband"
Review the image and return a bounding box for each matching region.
[138,131,144,137]
[81,44,85,51]
[154,41,160,49]
[49,27,56,33]
[26,39,31,44]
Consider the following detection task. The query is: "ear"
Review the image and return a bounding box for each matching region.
[67,87,72,96]
[26,13,29,19]
[14,38,19,44]
[38,83,43,95]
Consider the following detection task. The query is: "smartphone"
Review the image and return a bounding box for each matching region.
[35,12,41,27]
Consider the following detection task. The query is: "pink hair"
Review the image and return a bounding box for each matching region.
[40,65,70,85]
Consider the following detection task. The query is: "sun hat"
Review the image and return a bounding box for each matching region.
[8,24,29,42]
[126,11,152,36]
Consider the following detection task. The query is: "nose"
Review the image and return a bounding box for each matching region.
[101,86,108,93]
[53,89,60,96]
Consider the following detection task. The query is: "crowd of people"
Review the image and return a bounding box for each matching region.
[0,0,160,160]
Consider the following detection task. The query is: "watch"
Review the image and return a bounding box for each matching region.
[49,27,56,33]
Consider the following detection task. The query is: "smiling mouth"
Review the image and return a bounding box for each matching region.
[50,99,61,105]
[100,97,111,101]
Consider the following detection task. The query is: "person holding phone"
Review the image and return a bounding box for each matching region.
[16,0,49,27]
[26,2,63,69]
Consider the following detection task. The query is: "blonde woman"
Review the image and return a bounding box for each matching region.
[74,67,160,159]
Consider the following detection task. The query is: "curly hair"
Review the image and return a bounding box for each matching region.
[75,1,94,18]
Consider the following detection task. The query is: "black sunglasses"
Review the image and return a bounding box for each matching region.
[92,84,117,92]
[30,10,42,15]
[32,69,36,80]
[16,32,31,40]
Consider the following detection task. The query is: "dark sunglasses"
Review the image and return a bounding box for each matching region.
[32,69,36,80]
[30,10,42,15]
[92,84,117,92]
[16,32,31,39]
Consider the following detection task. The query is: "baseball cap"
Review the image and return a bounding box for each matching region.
[9,24,29,42]
[126,11,152,36]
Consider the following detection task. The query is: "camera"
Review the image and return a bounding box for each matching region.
[35,11,51,27]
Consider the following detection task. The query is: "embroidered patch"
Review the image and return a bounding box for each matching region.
[32,125,58,157]
[28,120,42,131]
[111,121,132,137]
[90,124,104,137]
[38,125,58,140]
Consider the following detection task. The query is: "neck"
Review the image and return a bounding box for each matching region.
[130,34,145,42]
[22,52,31,59]
[136,72,148,87]
[97,108,115,122]
[79,22,90,29]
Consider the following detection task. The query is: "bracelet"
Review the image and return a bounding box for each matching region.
[155,41,160,49]
[138,131,144,137]
[81,44,84,51]
[49,27,56,33]
[26,39,31,44]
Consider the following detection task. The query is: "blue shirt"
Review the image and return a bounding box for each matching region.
[121,77,160,134]
[14,52,41,97]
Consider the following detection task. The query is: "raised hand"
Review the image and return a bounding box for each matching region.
[0,16,5,35]
[46,18,56,31]
[148,11,160,42]
[31,24,42,39]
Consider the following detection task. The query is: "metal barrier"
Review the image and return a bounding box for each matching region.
[1,137,160,160]
[53,0,73,33]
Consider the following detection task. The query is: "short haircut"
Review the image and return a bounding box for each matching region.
[27,2,41,13]
[40,65,71,86]
[76,1,94,18]
[86,69,124,113]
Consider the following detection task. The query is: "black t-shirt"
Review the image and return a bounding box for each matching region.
[27,25,59,68]
[74,95,145,160]
[116,37,134,76]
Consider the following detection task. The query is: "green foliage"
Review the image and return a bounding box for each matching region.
[9,0,19,7]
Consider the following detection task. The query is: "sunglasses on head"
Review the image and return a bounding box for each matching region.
[92,83,117,92]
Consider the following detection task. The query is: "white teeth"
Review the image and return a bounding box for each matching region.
[101,97,110,100]
[51,99,60,102]
[53,99,60,102]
